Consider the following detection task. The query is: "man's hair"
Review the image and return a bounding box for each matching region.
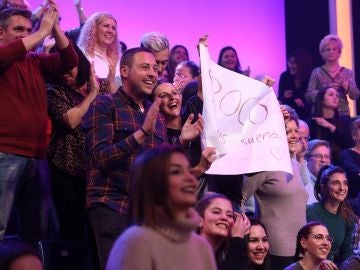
[140,31,169,53]
[0,7,31,29]
[120,47,153,67]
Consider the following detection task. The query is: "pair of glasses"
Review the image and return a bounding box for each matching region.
[310,233,333,244]
[309,154,331,161]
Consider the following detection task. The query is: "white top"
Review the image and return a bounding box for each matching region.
[80,48,122,87]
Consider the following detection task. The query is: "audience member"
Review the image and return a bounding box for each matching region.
[173,60,200,88]
[307,165,356,264]
[339,255,360,270]
[303,139,332,205]
[81,47,167,269]
[106,145,217,270]
[151,82,215,177]
[173,60,200,106]
[0,0,30,10]
[306,34,360,115]
[165,44,189,82]
[278,49,312,119]
[217,46,250,76]
[195,192,251,269]
[242,113,308,269]
[77,11,120,93]
[0,5,78,246]
[284,221,337,270]
[340,118,360,199]
[243,218,272,270]
[0,240,43,270]
[307,86,352,165]
[140,31,170,78]
[47,46,99,241]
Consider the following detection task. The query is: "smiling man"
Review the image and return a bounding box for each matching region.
[82,47,167,269]
[0,4,78,247]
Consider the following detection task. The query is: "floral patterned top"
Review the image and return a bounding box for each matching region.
[306,66,360,115]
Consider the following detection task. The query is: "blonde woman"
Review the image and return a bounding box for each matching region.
[306,34,360,115]
[78,12,121,93]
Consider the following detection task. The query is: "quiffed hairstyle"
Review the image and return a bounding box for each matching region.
[140,31,169,52]
[129,145,189,228]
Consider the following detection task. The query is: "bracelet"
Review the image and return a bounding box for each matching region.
[140,127,150,136]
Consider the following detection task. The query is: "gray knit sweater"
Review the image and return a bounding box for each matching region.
[106,208,217,270]
[242,159,308,257]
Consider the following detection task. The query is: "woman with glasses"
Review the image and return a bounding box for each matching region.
[307,165,357,264]
[284,221,337,270]
[306,86,352,165]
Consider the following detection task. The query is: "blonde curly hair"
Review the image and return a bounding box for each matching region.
[77,12,120,62]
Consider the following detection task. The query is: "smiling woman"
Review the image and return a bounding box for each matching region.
[306,165,358,264]
[284,222,335,270]
[106,145,217,270]
[77,12,121,93]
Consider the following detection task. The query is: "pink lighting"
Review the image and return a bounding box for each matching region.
[29,0,285,91]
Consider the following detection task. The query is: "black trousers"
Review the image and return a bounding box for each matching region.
[88,205,128,270]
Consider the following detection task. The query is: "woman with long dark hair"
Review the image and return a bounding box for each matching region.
[106,145,217,270]
[307,165,357,264]
[278,49,312,119]
[307,86,352,164]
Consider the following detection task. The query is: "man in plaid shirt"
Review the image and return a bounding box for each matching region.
[82,47,167,269]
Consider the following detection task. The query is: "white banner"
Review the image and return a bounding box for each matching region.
[200,44,293,175]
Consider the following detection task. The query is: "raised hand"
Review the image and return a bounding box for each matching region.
[231,212,250,238]
[42,35,55,53]
[89,62,100,97]
[179,113,203,144]
[38,4,57,37]
[173,76,186,94]
[142,98,162,135]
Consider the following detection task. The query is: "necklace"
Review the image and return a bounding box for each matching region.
[325,65,340,73]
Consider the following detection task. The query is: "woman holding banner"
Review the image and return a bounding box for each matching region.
[242,112,308,269]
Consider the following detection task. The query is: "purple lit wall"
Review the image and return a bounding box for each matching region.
[30,0,286,91]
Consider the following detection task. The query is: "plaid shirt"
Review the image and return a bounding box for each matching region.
[82,88,167,214]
